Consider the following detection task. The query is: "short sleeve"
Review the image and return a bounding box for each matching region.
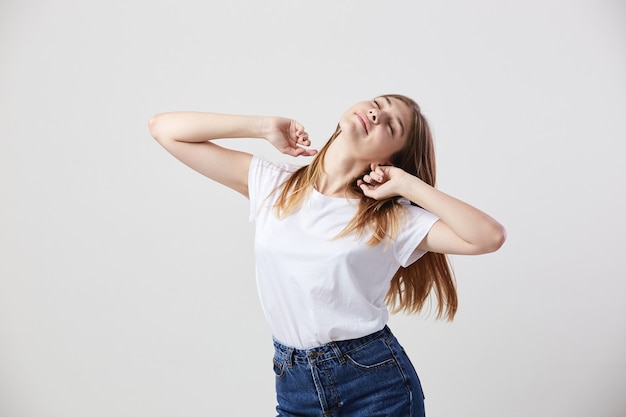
[248,156,298,222]
[393,200,439,267]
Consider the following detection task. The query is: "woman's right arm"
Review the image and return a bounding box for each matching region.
[148,112,315,198]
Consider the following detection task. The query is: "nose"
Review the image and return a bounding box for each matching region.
[368,108,389,125]
[368,108,380,123]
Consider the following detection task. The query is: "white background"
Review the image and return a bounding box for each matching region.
[1,1,625,416]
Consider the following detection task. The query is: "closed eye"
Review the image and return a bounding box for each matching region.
[374,99,394,134]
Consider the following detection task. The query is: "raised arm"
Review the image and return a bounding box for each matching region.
[148,112,316,198]
[358,164,506,255]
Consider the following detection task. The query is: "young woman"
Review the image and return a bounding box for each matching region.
[149,94,506,417]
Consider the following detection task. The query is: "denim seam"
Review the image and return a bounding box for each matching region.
[309,362,329,414]
[385,337,414,416]
[329,342,346,365]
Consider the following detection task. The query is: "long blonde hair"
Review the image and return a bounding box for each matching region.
[273,94,457,320]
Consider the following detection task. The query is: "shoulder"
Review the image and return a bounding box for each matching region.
[250,155,300,178]
[248,156,304,204]
[392,198,440,266]
[397,198,439,222]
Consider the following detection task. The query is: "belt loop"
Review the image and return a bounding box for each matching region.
[383,325,393,342]
[286,347,295,368]
[330,342,346,365]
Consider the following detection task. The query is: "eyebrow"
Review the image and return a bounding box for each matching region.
[383,96,405,138]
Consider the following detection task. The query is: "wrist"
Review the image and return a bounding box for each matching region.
[396,171,427,201]
[243,115,270,139]
[395,170,414,195]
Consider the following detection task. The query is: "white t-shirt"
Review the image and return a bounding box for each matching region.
[248,156,439,349]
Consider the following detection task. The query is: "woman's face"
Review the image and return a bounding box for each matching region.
[338,96,413,164]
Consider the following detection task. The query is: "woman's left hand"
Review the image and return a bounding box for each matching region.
[357,163,411,200]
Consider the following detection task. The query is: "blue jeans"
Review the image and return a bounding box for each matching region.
[272,326,426,417]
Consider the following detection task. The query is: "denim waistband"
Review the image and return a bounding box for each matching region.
[273,326,393,366]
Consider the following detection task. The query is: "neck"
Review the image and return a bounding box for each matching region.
[315,140,368,198]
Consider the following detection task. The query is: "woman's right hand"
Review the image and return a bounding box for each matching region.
[263,117,318,157]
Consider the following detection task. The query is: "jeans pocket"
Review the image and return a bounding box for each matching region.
[345,339,396,371]
[273,356,286,380]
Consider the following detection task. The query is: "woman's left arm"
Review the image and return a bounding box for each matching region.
[359,164,507,255]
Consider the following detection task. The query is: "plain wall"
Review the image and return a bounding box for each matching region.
[1,1,625,416]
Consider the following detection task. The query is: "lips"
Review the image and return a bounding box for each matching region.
[355,112,369,134]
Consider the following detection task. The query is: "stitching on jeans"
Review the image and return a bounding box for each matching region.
[385,337,414,416]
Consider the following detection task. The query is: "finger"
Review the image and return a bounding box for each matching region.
[369,171,383,182]
[377,164,392,175]
[358,181,374,196]
[289,146,318,157]
[283,148,301,157]
[300,149,318,157]
[370,163,386,179]
[294,122,307,137]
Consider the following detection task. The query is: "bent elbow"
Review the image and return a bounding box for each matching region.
[485,224,507,253]
[148,114,162,142]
